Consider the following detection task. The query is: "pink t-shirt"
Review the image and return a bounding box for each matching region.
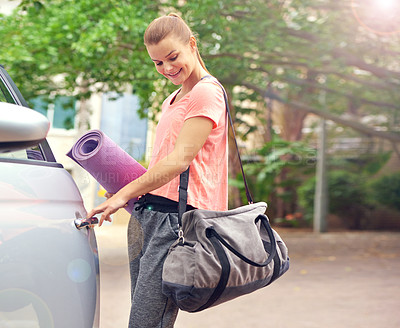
[148,77,228,211]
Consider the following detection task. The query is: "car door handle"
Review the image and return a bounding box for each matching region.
[74,217,99,230]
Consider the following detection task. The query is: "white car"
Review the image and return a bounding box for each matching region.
[0,65,99,327]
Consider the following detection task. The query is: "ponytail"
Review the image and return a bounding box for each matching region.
[144,13,209,73]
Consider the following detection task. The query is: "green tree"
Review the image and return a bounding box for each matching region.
[298,170,369,229]
[1,0,399,140]
[1,0,399,210]
[370,172,400,211]
[232,137,316,219]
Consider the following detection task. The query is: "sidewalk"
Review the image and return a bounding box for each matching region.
[96,224,400,328]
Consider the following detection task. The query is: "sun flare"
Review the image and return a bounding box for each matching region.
[352,0,400,35]
[376,0,396,10]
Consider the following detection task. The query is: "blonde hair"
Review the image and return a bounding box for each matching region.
[144,13,209,73]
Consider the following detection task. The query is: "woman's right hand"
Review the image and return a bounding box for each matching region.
[87,190,130,226]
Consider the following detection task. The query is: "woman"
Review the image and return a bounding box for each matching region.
[87,13,228,328]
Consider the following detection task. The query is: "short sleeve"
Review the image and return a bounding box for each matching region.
[185,80,225,129]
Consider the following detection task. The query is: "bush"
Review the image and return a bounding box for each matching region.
[232,137,316,218]
[369,172,400,211]
[298,170,368,229]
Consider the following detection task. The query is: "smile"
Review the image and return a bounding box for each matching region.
[167,68,182,78]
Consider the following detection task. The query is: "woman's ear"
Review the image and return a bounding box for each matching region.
[189,36,197,52]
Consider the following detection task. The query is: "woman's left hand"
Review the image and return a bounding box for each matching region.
[86,192,129,227]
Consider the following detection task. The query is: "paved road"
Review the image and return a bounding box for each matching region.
[96,224,400,328]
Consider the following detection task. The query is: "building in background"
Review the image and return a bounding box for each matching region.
[0,0,18,14]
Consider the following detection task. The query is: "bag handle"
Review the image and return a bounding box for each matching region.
[192,214,277,312]
[206,214,277,267]
[178,76,253,226]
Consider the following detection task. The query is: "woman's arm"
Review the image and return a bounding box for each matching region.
[86,116,214,226]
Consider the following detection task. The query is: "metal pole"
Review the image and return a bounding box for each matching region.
[314,93,328,233]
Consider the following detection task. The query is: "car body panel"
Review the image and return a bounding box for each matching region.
[0,66,100,327]
[0,160,100,327]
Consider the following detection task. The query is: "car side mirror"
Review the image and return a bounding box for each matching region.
[0,102,50,153]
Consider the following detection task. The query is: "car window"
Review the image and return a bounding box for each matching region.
[0,75,15,104]
[0,87,8,102]
[1,146,44,161]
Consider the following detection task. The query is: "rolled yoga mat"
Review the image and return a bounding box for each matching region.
[67,129,147,214]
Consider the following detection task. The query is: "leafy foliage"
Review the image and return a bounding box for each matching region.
[0,0,160,105]
[0,0,399,140]
[298,170,368,228]
[233,137,316,204]
[1,0,399,222]
[369,172,400,211]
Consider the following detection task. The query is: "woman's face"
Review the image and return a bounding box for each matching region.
[146,35,198,86]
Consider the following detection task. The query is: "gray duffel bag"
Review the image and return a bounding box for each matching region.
[162,170,290,312]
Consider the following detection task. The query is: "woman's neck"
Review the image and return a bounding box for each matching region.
[180,66,209,95]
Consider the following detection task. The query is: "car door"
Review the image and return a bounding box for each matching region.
[0,65,99,328]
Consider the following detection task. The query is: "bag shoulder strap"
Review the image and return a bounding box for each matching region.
[178,76,253,225]
[214,78,253,205]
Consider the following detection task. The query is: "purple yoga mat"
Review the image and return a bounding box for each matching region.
[67,129,147,213]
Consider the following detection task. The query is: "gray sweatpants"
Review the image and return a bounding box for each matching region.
[127,206,180,328]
